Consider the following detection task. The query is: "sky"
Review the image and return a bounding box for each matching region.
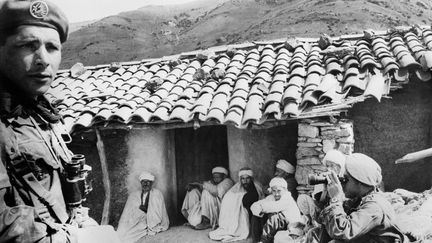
[50,0,198,23]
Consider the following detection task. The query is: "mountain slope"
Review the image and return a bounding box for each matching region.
[61,0,432,69]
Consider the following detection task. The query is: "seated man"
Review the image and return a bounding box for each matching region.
[318,153,406,243]
[251,177,303,243]
[274,159,298,200]
[181,166,234,230]
[117,172,169,242]
[209,167,264,242]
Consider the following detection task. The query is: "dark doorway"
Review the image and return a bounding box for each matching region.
[174,126,229,224]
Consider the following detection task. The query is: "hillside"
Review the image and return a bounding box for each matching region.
[61,0,432,69]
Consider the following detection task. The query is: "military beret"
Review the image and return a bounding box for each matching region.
[345,153,382,187]
[0,0,68,42]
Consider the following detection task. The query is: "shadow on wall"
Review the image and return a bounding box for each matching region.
[350,80,432,192]
[69,129,129,228]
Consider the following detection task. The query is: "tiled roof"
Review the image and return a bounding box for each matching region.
[49,26,432,133]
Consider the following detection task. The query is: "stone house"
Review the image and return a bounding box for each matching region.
[49,25,432,226]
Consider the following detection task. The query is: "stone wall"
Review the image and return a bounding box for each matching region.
[295,118,354,194]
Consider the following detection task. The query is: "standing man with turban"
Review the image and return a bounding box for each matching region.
[318,153,406,243]
[251,177,303,243]
[117,171,169,242]
[209,167,264,242]
[181,166,234,230]
[0,1,119,242]
[274,159,298,200]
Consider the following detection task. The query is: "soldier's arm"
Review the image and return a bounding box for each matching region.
[0,163,71,242]
[321,200,382,241]
[0,188,55,242]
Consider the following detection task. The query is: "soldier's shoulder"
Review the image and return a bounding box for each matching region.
[361,191,390,206]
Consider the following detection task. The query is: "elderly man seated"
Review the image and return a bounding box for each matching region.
[251,177,303,243]
[274,159,298,200]
[181,166,234,230]
[117,172,169,242]
[209,167,264,242]
[307,153,407,243]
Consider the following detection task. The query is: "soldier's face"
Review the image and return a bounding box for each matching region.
[0,26,61,99]
[342,173,357,198]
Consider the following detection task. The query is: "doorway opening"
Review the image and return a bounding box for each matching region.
[174,125,229,223]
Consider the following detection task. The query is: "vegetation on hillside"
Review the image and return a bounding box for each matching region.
[61,0,432,69]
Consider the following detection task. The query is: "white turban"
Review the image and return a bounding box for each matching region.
[139,171,155,181]
[276,159,295,174]
[322,150,346,167]
[238,169,253,178]
[212,166,228,175]
[269,177,287,189]
[345,153,382,187]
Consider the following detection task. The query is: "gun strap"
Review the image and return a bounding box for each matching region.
[6,157,69,224]
[28,116,65,169]
[1,116,69,224]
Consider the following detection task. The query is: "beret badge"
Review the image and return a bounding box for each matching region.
[29,0,49,19]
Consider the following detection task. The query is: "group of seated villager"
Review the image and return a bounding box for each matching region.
[118,150,413,243]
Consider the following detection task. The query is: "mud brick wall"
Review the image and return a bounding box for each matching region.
[295,118,354,195]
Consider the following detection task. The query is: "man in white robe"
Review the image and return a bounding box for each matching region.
[117,171,169,243]
[209,167,264,242]
[181,166,234,230]
[251,177,304,243]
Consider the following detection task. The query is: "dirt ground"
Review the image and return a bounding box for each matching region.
[140,225,252,243]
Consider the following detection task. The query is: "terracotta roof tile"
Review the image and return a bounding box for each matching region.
[50,26,432,132]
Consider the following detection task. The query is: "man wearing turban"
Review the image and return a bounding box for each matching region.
[181,166,234,230]
[274,159,298,200]
[209,167,264,242]
[316,153,406,243]
[117,171,169,242]
[298,149,347,233]
[250,177,303,243]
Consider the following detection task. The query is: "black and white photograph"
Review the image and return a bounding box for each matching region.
[0,0,431,242]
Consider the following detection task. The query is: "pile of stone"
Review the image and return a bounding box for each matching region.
[384,188,432,241]
[295,118,354,195]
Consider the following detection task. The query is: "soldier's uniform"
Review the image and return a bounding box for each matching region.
[321,191,406,243]
[0,80,74,242]
[0,1,119,242]
[317,153,407,243]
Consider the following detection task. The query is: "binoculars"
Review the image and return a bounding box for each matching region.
[308,173,345,185]
[308,174,328,185]
[62,154,93,208]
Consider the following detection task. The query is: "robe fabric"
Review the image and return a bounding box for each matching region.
[209,181,264,242]
[251,191,303,225]
[181,178,234,227]
[251,192,304,243]
[117,188,169,243]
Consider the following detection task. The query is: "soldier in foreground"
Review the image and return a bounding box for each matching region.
[0,0,119,242]
[311,153,407,243]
